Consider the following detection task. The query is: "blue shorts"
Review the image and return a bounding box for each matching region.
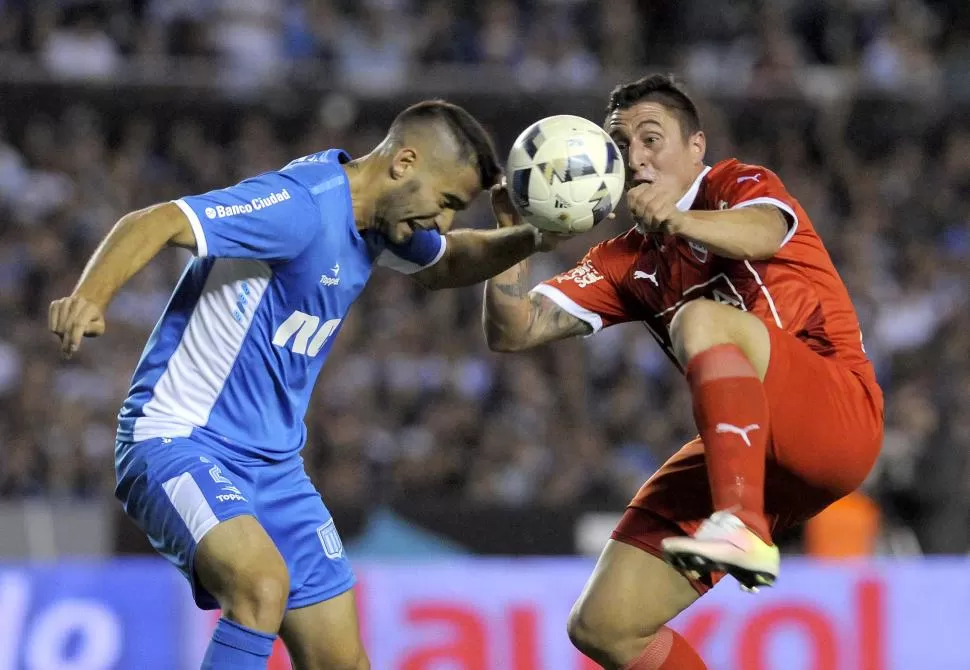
[114,435,355,610]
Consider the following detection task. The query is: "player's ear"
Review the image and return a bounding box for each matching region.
[689,131,706,165]
[391,147,418,180]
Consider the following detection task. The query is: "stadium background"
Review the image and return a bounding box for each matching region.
[1,0,969,668]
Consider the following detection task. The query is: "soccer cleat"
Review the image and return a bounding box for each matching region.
[661,511,780,593]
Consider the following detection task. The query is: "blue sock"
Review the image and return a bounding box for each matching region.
[201,617,276,670]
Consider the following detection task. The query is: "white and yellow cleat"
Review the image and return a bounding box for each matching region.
[661,511,780,593]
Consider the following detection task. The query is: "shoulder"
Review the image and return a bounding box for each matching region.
[706,158,782,187]
[279,149,352,196]
[585,227,644,271]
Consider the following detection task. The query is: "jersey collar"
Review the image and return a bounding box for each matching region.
[675,165,712,211]
[327,148,351,164]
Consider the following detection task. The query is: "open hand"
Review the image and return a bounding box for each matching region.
[49,294,106,358]
[490,180,609,252]
[489,180,523,229]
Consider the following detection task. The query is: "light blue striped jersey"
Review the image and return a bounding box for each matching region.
[116,149,446,459]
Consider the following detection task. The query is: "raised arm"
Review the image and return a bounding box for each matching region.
[628,164,795,261]
[664,205,787,261]
[49,202,196,357]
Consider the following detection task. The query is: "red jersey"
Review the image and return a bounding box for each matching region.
[534,158,875,378]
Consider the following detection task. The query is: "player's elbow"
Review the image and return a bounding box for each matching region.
[484,332,515,352]
[484,327,526,353]
[730,231,783,261]
[742,241,781,261]
[487,339,522,353]
[743,209,789,260]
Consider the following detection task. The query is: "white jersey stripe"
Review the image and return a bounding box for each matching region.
[743,260,783,328]
[173,198,209,257]
[530,283,603,334]
[161,473,219,543]
[133,259,272,442]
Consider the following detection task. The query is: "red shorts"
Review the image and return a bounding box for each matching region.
[611,323,884,594]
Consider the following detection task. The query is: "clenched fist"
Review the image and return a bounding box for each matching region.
[626,181,686,235]
[49,294,106,358]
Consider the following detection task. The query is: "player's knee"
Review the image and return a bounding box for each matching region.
[223,557,290,631]
[671,298,736,364]
[566,602,602,658]
[567,596,658,664]
[327,645,369,670]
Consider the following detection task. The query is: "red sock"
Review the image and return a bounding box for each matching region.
[686,344,772,543]
[622,627,707,670]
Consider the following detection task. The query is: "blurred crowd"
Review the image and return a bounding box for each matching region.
[0,0,969,556]
[1,0,970,96]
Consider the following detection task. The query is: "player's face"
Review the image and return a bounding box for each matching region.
[377,159,480,244]
[605,102,705,196]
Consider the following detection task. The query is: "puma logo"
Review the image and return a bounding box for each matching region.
[736,174,761,184]
[633,270,659,287]
[715,422,761,447]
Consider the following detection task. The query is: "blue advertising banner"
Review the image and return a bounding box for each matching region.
[4,557,970,669]
[0,559,183,670]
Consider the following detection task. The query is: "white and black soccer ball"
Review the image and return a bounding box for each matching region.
[506,115,625,234]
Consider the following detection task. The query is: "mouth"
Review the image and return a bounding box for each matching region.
[630,168,657,186]
[404,218,439,233]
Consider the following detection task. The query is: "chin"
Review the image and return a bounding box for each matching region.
[388,223,414,244]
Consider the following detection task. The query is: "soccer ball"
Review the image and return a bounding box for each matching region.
[506,115,625,234]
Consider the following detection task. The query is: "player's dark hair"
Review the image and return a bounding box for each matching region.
[390,100,502,189]
[606,74,702,139]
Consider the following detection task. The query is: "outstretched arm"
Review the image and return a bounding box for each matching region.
[411,223,543,290]
[49,202,197,357]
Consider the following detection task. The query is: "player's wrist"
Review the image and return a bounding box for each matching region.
[73,284,110,313]
[664,211,689,237]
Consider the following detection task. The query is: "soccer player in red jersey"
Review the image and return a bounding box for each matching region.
[483,74,884,670]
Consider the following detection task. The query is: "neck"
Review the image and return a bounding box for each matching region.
[682,162,705,192]
[675,162,707,209]
[343,155,383,232]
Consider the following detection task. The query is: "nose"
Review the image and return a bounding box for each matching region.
[628,145,653,184]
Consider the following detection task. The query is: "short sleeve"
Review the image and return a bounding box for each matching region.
[174,172,320,262]
[531,242,635,334]
[713,163,800,247]
[375,228,447,275]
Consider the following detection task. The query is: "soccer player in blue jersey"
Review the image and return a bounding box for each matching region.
[48,101,556,670]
